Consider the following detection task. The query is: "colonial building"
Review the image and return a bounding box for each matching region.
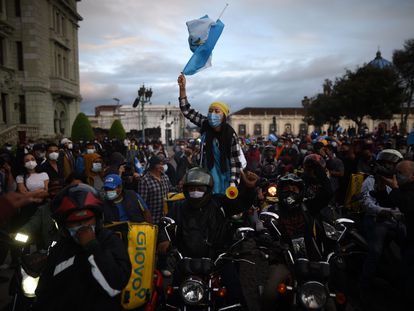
[88,103,185,145]
[228,107,414,137]
[0,0,82,144]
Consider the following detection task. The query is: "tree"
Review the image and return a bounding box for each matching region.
[303,80,341,129]
[71,112,94,142]
[333,65,403,130]
[109,119,126,140]
[393,39,414,133]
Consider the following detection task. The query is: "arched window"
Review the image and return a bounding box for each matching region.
[254,123,262,136]
[54,110,59,134]
[284,123,292,134]
[60,111,66,134]
[238,124,246,136]
[299,123,307,135]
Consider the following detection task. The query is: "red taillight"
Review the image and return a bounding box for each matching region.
[336,292,346,305]
[166,286,174,296]
[217,287,227,298]
[277,283,287,294]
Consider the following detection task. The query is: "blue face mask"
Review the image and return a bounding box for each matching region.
[67,225,96,243]
[106,190,118,200]
[207,113,222,128]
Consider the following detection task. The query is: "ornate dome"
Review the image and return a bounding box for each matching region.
[368,50,393,69]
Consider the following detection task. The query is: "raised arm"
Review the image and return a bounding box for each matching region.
[177,74,207,127]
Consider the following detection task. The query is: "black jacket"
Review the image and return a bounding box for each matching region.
[34,228,131,311]
[390,182,414,246]
[159,185,255,259]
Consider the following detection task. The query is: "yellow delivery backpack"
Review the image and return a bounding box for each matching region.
[163,192,185,215]
[104,222,157,310]
[344,172,368,213]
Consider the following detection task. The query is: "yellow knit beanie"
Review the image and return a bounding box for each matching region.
[209,101,230,117]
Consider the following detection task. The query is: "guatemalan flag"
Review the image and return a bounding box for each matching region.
[182,15,225,75]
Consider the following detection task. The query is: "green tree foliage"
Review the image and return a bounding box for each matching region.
[333,65,403,129]
[304,79,341,128]
[393,39,414,132]
[109,119,126,140]
[71,112,94,142]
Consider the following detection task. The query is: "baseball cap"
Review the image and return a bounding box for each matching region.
[61,138,72,145]
[103,174,123,189]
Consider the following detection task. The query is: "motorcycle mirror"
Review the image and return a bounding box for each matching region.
[335,218,354,225]
[259,211,279,222]
[15,233,29,243]
[161,217,175,227]
[236,227,255,239]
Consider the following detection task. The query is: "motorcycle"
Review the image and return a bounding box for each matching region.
[161,216,253,311]
[259,212,347,311]
[7,232,49,311]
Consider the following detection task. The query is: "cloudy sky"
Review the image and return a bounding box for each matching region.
[77,0,414,115]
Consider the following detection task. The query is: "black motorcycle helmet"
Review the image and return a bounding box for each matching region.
[277,173,304,211]
[51,183,103,229]
[183,167,214,209]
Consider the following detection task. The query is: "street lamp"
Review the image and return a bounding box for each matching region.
[133,84,152,142]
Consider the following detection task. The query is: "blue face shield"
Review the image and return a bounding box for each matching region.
[207,113,222,128]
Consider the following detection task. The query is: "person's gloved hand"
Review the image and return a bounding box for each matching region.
[241,171,260,188]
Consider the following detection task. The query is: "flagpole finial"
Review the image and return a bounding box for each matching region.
[217,3,229,21]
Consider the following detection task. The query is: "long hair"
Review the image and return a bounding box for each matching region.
[200,117,235,173]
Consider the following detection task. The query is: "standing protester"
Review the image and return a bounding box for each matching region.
[382,160,414,307]
[137,156,172,225]
[34,183,131,311]
[40,143,64,183]
[178,73,243,194]
[103,174,152,223]
[60,138,76,181]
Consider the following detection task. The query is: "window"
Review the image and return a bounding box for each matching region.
[16,41,23,70]
[0,37,4,66]
[284,123,292,134]
[60,111,65,134]
[18,95,26,124]
[254,123,262,136]
[1,93,7,123]
[299,123,307,135]
[55,12,60,33]
[238,124,246,136]
[57,54,62,76]
[15,0,21,17]
[269,123,276,134]
[63,56,68,78]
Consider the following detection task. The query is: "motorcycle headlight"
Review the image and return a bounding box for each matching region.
[299,281,327,309]
[15,233,29,243]
[180,278,205,305]
[267,185,277,197]
[322,221,342,241]
[21,267,39,298]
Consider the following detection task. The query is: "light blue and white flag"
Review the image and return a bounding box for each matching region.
[182,15,225,75]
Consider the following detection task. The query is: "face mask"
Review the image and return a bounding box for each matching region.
[189,191,205,199]
[163,164,168,172]
[87,148,95,154]
[277,142,283,147]
[106,190,119,200]
[396,172,411,186]
[279,191,301,209]
[207,113,222,128]
[67,143,73,150]
[25,161,37,170]
[92,162,102,172]
[67,225,96,243]
[39,152,46,159]
[6,146,12,151]
[300,149,307,155]
[48,152,59,161]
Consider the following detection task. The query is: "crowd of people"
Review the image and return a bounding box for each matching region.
[0,76,412,310]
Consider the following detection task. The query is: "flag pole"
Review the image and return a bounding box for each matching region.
[217,3,229,21]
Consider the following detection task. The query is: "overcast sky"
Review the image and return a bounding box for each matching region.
[77,0,414,115]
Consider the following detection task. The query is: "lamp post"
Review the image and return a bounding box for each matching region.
[133,84,152,142]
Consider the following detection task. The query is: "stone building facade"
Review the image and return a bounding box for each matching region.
[88,103,185,145]
[228,107,414,137]
[0,0,82,143]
